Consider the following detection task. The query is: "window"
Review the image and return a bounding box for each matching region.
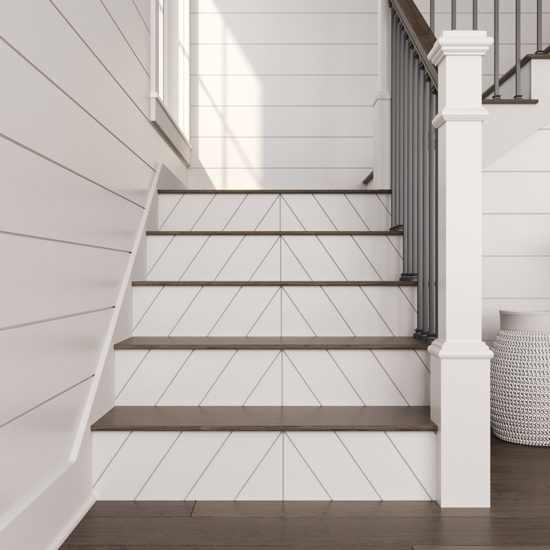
[151,0,191,164]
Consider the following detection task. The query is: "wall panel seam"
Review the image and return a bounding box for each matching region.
[0,306,115,333]
[0,133,144,209]
[0,231,131,254]
[0,375,94,430]
[99,0,150,76]
[0,36,155,173]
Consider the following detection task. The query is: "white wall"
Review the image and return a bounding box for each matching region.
[0,1,186,547]
[482,140,550,342]
[481,59,550,342]
[189,0,378,189]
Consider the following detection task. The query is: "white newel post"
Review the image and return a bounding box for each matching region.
[373,0,392,189]
[427,31,494,507]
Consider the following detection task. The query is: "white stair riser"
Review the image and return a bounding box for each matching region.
[115,349,430,407]
[147,235,403,281]
[158,193,391,232]
[93,430,436,501]
[133,286,417,337]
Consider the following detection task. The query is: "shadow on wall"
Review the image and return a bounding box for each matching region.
[189,0,377,190]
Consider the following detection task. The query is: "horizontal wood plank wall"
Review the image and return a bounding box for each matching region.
[189,0,378,189]
[482,139,550,343]
[0,0,186,544]
[414,0,550,92]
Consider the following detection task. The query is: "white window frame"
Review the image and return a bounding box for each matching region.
[150,0,191,165]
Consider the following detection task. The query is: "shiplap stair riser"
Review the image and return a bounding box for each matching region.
[157,192,391,232]
[92,431,436,501]
[114,349,430,407]
[146,235,403,282]
[132,286,417,338]
[93,188,437,501]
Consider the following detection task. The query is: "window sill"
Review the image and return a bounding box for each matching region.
[150,97,191,166]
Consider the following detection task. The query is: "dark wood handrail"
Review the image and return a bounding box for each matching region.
[390,0,438,88]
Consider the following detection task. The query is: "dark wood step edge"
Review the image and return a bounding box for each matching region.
[91,406,438,432]
[114,336,429,351]
[133,281,417,287]
[158,189,391,194]
[483,99,539,104]
[146,231,403,236]
[482,47,550,99]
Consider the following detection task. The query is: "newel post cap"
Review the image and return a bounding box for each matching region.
[428,30,494,66]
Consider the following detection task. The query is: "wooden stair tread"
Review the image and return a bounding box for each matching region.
[483,99,538,104]
[147,230,403,236]
[92,406,437,432]
[482,45,550,99]
[158,189,391,194]
[133,280,417,287]
[114,336,429,350]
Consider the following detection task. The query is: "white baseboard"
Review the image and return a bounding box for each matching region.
[47,494,95,550]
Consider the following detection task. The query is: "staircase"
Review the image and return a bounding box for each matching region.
[91,189,437,501]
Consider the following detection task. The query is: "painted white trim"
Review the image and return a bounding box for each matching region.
[70,164,184,461]
[150,0,191,166]
[432,107,488,128]
[46,495,96,550]
[0,462,71,533]
[428,31,493,65]
[373,91,391,105]
[429,31,493,508]
[428,339,493,360]
[151,97,192,166]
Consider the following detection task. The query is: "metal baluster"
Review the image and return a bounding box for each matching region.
[430,0,435,32]
[407,42,414,280]
[390,13,396,230]
[411,53,418,282]
[493,0,501,98]
[428,88,437,340]
[422,76,430,339]
[473,0,478,29]
[415,63,425,338]
[399,24,407,230]
[452,0,457,29]
[402,39,411,280]
[537,0,543,53]
[515,0,522,99]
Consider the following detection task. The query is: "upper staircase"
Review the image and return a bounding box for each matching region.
[91,189,437,501]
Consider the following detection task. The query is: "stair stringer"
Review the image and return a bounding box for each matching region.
[483,59,550,167]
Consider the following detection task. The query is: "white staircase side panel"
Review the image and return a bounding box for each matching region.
[484,59,550,167]
[93,430,435,501]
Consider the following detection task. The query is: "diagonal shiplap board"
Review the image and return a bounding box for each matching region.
[114,349,430,407]
[132,285,417,337]
[93,430,436,501]
[146,235,402,281]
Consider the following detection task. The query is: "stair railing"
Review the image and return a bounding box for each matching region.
[389,0,438,343]
[427,0,548,100]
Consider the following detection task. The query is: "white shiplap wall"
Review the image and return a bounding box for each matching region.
[0,0,186,547]
[483,143,550,342]
[189,0,378,189]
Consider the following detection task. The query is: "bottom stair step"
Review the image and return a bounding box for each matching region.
[92,407,437,501]
[92,406,437,432]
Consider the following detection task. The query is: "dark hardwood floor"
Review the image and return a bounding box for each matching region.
[61,435,550,549]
